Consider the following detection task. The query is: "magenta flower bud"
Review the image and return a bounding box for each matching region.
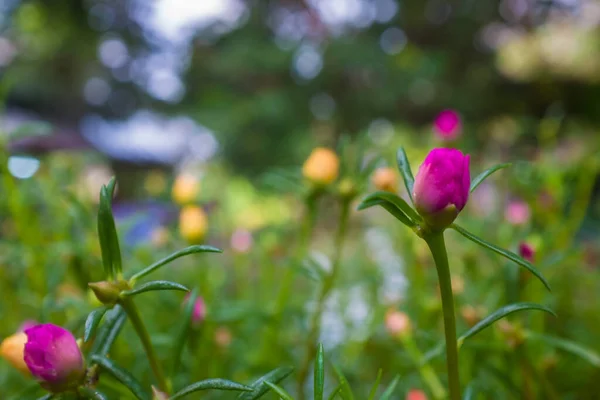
[184,294,206,327]
[413,148,470,230]
[433,109,462,141]
[519,242,535,263]
[24,324,85,392]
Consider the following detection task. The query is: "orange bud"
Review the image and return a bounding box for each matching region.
[372,167,398,193]
[179,206,208,244]
[302,148,339,185]
[0,332,30,375]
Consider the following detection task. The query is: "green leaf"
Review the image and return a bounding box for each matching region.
[91,306,126,356]
[10,121,53,138]
[327,386,341,400]
[458,302,556,346]
[170,379,253,399]
[121,280,189,297]
[526,332,600,367]
[314,343,325,400]
[470,163,511,193]
[35,395,54,400]
[90,355,149,400]
[367,369,382,400]
[172,289,197,375]
[463,382,476,400]
[84,307,108,343]
[236,366,295,400]
[451,224,551,291]
[332,364,355,400]
[396,147,415,203]
[357,192,418,228]
[79,387,108,400]
[264,382,295,400]
[97,178,122,278]
[378,375,400,400]
[130,245,222,281]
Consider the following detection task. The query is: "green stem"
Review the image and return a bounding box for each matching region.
[402,335,447,399]
[425,232,461,400]
[120,298,168,392]
[296,200,351,400]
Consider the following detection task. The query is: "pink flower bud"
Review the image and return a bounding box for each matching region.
[505,200,530,225]
[184,294,206,327]
[519,242,535,263]
[24,324,85,392]
[406,389,428,400]
[385,310,412,338]
[433,110,461,141]
[413,148,470,230]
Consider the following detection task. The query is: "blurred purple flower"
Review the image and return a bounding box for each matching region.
[433,109,462,141]
[519,242,535,263]
[24,324,85,391]
[413,148,470,230]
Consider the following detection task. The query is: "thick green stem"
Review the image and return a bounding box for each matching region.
[296,200,351,400]
[425,232,461,400]
[121,298,168,392]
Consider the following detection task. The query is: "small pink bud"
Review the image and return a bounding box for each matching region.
[433,110,461,141]
[519,242,535,263]
[413,148,470,230]
[406,389,428,400]
[184,294,206,327]
[505,200,530,225]
[24,324,85,392]
[385,310,412,338]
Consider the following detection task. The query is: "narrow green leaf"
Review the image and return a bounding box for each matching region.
[79,387,108,400]
[357,192,417,228]
[327,386,341,400]
[367,369,383,400]
[97,178,122,278]
[36,395,54,400]
[84,307,108,343]
[526,332,600,367]
[90,355,149,400]
[332,365,355,400]
[451,224,551,291]
[130,245,222,281]
[463,382,476,400]
[170,379,253,399]
[237,366,295,400]
[459,302,556,346]
[396,147,415,203]
[378,375,400,400]
[121,280,189,297]
[264,382,295,400]
[314,343,325,400]
[470,163,511,193]
[172,289,197,375]
[91,306,126,356]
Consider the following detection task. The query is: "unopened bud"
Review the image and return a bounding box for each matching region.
[302,147,339,186]
[0,332,30,375]
[372,167,398,193]
[385,310,412,338]
[152,386,169,400]
[88,280,130,306]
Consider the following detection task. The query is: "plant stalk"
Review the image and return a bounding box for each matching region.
[121,298,168,392]
[425,232,461,400]
[296,199,351,400]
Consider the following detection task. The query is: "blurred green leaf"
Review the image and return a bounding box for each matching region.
[333,365,355,400]
[451,224,551,291]
[10,121,53,138]
[463,382,476,400]
[526,332,600,367]
[314,343,325,400]
[35,395,54,400]
[236,366,295,400]
[130,245,222,281]
[170,379,253,399]
[378,375,400,400]
[396,147,415,203]
[171,289,197,375]
[357,191,418,228]
[97,178,122,278]
[367,369,382,400]
[327,386,341,400]
[91,306,126,356]
[459,302,555,346]
[121,280,189,297]
[84,307,108,343]
[470,163,511,193]
[264,381,294,400]
[90,355,149,400]
[79,387,108,400]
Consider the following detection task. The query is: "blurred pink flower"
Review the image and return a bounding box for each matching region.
[231,229,253,253]
[18,320,38,332]
[433,109,462,140]
[505,200,530,225]
[406,389,428,400]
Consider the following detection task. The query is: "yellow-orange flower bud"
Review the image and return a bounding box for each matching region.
[172,174,200,205]
[179,206,208,244]
[302,148,339,185]
[372,167,398,193]
[0,332,30,375]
